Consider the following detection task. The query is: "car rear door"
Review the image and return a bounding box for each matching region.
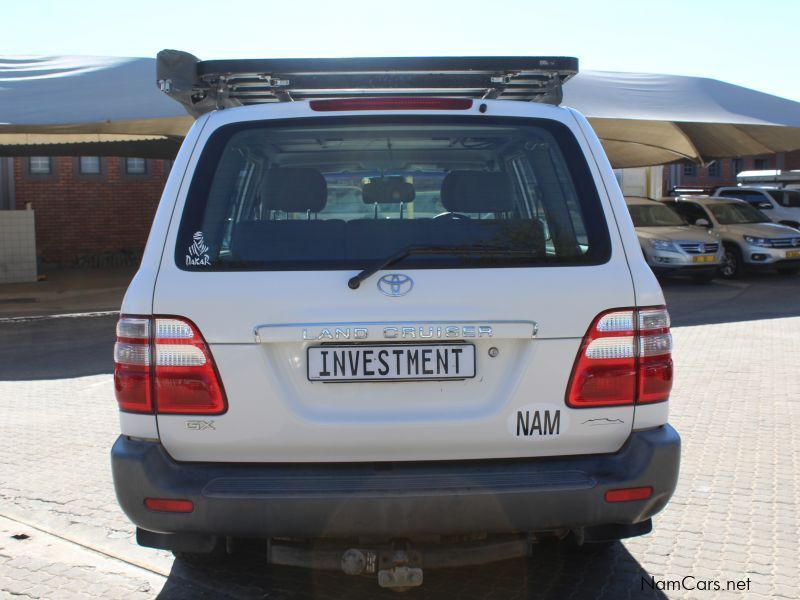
[151,102,641,463]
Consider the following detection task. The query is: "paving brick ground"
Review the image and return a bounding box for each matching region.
[0,313,798,599]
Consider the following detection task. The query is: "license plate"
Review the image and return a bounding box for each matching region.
[787,250,800,258]
[692,255,715,263]
[307,344,476,381]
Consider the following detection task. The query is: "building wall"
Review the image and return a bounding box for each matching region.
[13,156,168,266]
[663,151,800,195]
[0,210,36,283]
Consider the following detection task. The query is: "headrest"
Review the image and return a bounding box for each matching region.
[441,171,514,213]
[262,168,327,212]
[362,177,416,204]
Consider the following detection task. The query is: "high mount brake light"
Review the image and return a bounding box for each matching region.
[309,97,473,112]
[114,316,227,415]
[566,306,672,408]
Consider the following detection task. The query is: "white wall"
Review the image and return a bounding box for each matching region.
[613,166,664,198]
[0,210,37,283]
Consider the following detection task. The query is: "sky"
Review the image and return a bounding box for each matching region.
[3,0,799,101]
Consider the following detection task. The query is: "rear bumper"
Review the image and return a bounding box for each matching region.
[112,425,680,539]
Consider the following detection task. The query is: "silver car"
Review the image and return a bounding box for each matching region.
[625,196,723,282]
[660,196,800,278]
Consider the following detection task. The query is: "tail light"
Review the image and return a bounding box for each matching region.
[144,498,194,513]
[566,306,672,408]
[310,97,473,112]
[605,486,653,502]
[114,315,227,415]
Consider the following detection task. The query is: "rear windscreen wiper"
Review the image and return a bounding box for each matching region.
[347,245,538,289]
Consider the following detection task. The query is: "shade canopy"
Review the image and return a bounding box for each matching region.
[0,55,191,158]
[563,70,800,167]
[2,55,800,167]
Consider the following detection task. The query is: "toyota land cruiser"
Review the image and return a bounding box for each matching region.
[111,51,680,589]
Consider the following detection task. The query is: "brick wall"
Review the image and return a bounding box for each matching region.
[13,156,168,266]
[663,151,800,195]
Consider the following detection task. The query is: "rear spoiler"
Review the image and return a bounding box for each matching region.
[156,50,578,117]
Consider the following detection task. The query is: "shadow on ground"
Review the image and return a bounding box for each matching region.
[661,272,800,327]
[157,542,668,600]
[0,314,116,380]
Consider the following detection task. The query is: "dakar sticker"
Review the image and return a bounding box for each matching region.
[186,231,211,266]
[507,403,568,438]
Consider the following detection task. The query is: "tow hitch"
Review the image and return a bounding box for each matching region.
[268,534,534,589]
[341,544,423,589]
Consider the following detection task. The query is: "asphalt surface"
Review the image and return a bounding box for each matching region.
[0,272,798,599]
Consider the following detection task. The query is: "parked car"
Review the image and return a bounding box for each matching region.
[624,196,723,282]
[111,52,680,589]
[661,196,800,278]
[714,186,800,229]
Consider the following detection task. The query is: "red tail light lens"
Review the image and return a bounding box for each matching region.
[114,315,227,415]
[636,308,673,404]
[605,486,653,502]
[114,317,153,413]
[144,498,194,513]
[310,97,473,112]
[566,307,672,408]
[153,317,227,414]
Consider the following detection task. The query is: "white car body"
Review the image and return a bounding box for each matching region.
[715,186,800,229]
[111,70,680,581]
[120,101,668,460]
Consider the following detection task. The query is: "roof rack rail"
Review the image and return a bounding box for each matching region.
[156,50,578,117]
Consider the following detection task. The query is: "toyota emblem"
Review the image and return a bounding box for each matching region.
[377,274,414,297]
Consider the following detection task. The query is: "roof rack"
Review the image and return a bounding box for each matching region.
[156,50,578,117]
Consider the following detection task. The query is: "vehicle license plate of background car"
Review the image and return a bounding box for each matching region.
[786,250,800,258]
[692,255,716,263]
[308,344,476,381]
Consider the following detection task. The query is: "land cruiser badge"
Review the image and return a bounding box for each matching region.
[186,231,211,266]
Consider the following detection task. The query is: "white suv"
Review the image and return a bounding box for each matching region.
[111,52,680,589]
[715,186,800,229]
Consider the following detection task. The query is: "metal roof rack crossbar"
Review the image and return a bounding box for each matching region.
[156,50,578,117]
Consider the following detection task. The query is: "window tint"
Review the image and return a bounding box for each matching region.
[718,189,772,207]
[767,190,800,208]
[177,117,610,271]
[671,202,710,226]
[627,203,686,227]
[708,203,771,225]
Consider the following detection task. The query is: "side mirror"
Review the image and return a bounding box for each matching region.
[695,218,710,227]
[757,202,773,210]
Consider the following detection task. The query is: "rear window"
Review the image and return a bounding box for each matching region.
[176,116,610,271]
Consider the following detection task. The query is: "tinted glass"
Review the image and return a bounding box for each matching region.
[177,117,610,271]
[671,202,710,225]
[628,203,686,227]
[708,203,771,225]
[767,190,800,207]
